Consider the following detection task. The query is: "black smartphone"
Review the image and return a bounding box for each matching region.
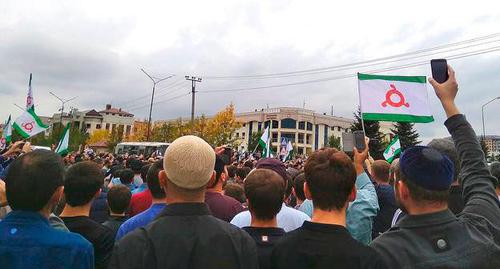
[353,131,365,152]
[431,59,449,83]
[221,147,233,165]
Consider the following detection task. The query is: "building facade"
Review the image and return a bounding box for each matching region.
[51,104,135,138]
[234,107,354,155]
[482,135,500,156]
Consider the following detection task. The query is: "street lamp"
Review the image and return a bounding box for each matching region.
[141,68,174,141]
[49,91,77,134]
[481,96,500,139]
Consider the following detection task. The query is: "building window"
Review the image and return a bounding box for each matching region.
[236,133,239,138]
[242,132,245,138]
[264,121,270,129]
[306,134,311,144]
[105,123,110,130]
[112,124,116,130]
[86,123,91,129]
[281,118,296,129]
[126,125,131,136]
[281,133,295,143]
[96,124,101,129]
[243,123,246,127]
[298,147,304,155]
[307,122,313,131]
[298,133,304,144]
[272,120,279,129]
[298,121,305,130]
[338,126,342,132]
[258,122,262,132]
[271,132,278,143]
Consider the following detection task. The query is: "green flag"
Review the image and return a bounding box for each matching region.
[1,115,12,150]
[55,123,70,155]
[383,136,401,163]
[258,127,273,158]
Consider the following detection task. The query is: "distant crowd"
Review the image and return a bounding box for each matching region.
[1,65,499,269]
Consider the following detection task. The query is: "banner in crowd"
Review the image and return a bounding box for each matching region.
[383,135,401,163]
[282,140,293,162]
[26,73,34,111]
[55,123,70,155]
[358,73,434,123]
[12,109,48,139]
[0,115,12,150]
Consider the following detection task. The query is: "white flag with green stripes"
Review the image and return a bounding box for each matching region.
[12,109,48,138]
[383,136,401,163]
[358,73,434,123]
[259,127,272,158]
[1,115,12,150]
[55,123,70,155]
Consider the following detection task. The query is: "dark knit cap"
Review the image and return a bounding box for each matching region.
[400,146,454,191]
[256,158,289,182]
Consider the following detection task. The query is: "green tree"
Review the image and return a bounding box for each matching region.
[351,107,385,159]
[328,135,341,150]
[248,130,263,153]
[390,122,421,149]
[108,125,124,151]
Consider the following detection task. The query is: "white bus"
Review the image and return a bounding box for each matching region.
[114,142,170,157]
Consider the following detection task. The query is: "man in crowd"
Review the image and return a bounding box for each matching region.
[292,172,306,209]
[371,160,397,239]
[118,168,137,192]
[371,66,500,268]
[271,142,385,268]
[205,155,245,222]
[103,185,131,239]
[242,169,286,269]
[0,150,93,269]
[60,161,115,269]
[231,158,310,232]
[223,183,246,203]
[491,162,500,199]
[128,164,153,216]
[116,160,165,240]
[110,135,258,268]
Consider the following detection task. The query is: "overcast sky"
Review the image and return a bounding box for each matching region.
[1,0,500,143]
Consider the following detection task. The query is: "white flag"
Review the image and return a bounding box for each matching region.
[55,123,70,155]
[0,116,12,150]
[26,73,34,111]
[12,109,48,138]
[282,140,293,162]
[383,136,401,163]
[358,73,434,123]
[258,127,272,158]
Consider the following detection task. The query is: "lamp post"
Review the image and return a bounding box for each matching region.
[481,97,500,138]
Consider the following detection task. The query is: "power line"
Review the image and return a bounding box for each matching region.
[199,46,500,94]
[118,77,185,108]
[204,32,500,79]
[126,92,191,112]
[185,76,202,131]
[125,83,190,111]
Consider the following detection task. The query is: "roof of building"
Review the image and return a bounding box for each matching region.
[99,107,134,117]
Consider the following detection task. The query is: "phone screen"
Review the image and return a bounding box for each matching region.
[353,131,365,151]
[342,133,355,152]
[431,59,448,84]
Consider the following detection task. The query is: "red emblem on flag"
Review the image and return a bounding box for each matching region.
[382,84,410,108]
[22,121,35,133]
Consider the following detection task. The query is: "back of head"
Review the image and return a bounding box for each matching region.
[236,167,250,180]
[107,185,132,214]
[227,165,237,178]
[293,172,306,201]
[147,160,165,199]
[212,155,225,187]
[120,168,135,185]
[128,158,143,174]
[224,183,246,203]
[304,148,356,211]
[427,138,459,182]
[141,164,151,183]
[163,135,215,191]
[371,160,391,183]
[244,169,285,220]
[244,160,254,169]
[6,150,65,211]
[65,161,104,207]
[397,146,454,204]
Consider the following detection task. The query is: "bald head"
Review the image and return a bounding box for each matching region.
[372,160,391,184]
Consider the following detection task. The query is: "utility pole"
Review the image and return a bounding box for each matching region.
[141,68,174,141]
[185,76,202,132]
[49,91,77,135]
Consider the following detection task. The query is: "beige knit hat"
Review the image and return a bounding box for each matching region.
[163,135,216,189]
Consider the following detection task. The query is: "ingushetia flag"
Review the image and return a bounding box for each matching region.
[13,109,48,139]
[358,73,434,123]
[1,115,12,150]
[55,123,70,155]
[282,140,293,162]
[383,136,401,163]
[258,127,273,158]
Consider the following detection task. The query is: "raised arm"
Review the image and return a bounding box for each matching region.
[429,65,500,223]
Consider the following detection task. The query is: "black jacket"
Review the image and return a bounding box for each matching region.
[371,114,500,268]
[109,202,258,269]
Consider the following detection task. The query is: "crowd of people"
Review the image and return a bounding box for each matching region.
[0,65,499,268]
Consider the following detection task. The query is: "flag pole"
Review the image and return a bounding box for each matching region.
[357,73,366,134]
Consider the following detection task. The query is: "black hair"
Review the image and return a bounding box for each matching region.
[293,172,306,201]
[6,150,65,211]
[107,185,132,214]
[64,161,104,207]
[227,165,237,178]
[141,164,151,183]
[120,169,135,185]
[147,160,166,199]
[245,169,285,220]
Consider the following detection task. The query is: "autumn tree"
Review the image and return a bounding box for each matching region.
[87,130,111,144]
[204,104,242,147]
[108,125,124,151]
[127,121,148,142]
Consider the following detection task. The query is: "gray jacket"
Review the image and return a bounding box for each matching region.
[370,114,500,269]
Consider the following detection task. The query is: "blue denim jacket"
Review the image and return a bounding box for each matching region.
[299,172,379,245]
[0,211,94,269]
